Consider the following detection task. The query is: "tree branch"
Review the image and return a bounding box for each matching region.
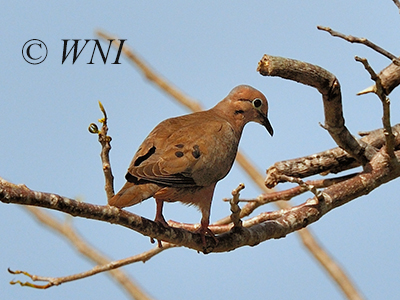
[229,183,245,228]
[317,25,398,61]
[257,55,378,165]
[355,57,397,160]
[89,101,115,200]
[10,207,156,299]
[265,124,400,187]
[217,174,357,225]
[317,25,400,96]
[3,145,399,252]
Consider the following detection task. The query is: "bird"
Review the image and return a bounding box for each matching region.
[108,85,273,245]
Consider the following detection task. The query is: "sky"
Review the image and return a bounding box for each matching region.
[1,1,400,300]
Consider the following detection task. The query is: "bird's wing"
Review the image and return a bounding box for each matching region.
[127,112,236,187]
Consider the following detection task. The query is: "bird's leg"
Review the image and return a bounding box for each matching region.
[154,198,168,248]
[198,219,218,246]
[154,198,168,227]
[196,208,218,247]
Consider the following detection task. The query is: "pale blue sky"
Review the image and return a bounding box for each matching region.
[1,1,400,300]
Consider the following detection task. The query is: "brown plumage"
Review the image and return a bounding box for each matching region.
[109,85,273,244]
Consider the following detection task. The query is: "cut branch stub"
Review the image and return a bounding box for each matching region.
[257,54,377,165]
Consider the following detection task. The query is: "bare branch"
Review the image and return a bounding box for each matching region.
[2,146,399,252]
[229,183,245,228]
[180,175,357,233]
[381,96,397,160]
[265,123,400,186]
[376,59,400,95]
[10,207,154,299]
[355,57,397,160]
[221,174,357,217]
[257,54,378,165]
[89,101,115,200]
[317,26,400,96]
[273,175,324,203]
[9,206,174,300]
[317,26,398,61]
[355,56,378,80]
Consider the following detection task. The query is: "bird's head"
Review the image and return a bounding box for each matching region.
[217,85,273,136]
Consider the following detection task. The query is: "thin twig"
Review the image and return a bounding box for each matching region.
[258,54,378,165]
[318,25,400,95]
[355,57,396,159]
[381,96,396,160]
[89,101,115,200]
[220,174,358,223]
[317,26,398,62]
[273,174,324,203]
[355,57,378,80]
[230,183,245,228]
[15,207,155,300]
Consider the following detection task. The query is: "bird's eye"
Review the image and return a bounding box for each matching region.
[252,98,262,109]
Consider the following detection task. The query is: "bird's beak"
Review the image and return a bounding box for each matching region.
[262,116,274,136]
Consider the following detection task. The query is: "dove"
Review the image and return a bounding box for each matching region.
[108,85,273,245]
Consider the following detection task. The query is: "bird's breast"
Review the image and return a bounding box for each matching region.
[191,124,239,186]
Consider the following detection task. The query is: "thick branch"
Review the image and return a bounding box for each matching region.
[378,60,400,95]
[257,55,378,165]
[265,124,400,186]
[2,147,399,253]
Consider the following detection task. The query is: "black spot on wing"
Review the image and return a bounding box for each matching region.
[134,146,156,166]
[175,144,184,148]
[192,145,201,159]
[175,151,184,158]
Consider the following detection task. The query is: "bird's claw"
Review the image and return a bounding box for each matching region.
[153,215,170,248]
[196,226,218,251]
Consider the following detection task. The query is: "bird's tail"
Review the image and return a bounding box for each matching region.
[108,181,160,208]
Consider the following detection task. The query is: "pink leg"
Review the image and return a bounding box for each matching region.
[155,198,168,227]
[197,198,218,246]
[154,198,168,248]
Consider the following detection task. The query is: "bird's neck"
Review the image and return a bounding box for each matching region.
[211,102,246,138]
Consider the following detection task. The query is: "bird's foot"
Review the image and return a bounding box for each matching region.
[196,225,218,249]
[152,214,170,248]
[150,238,164,248]
[154,214,169,228]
